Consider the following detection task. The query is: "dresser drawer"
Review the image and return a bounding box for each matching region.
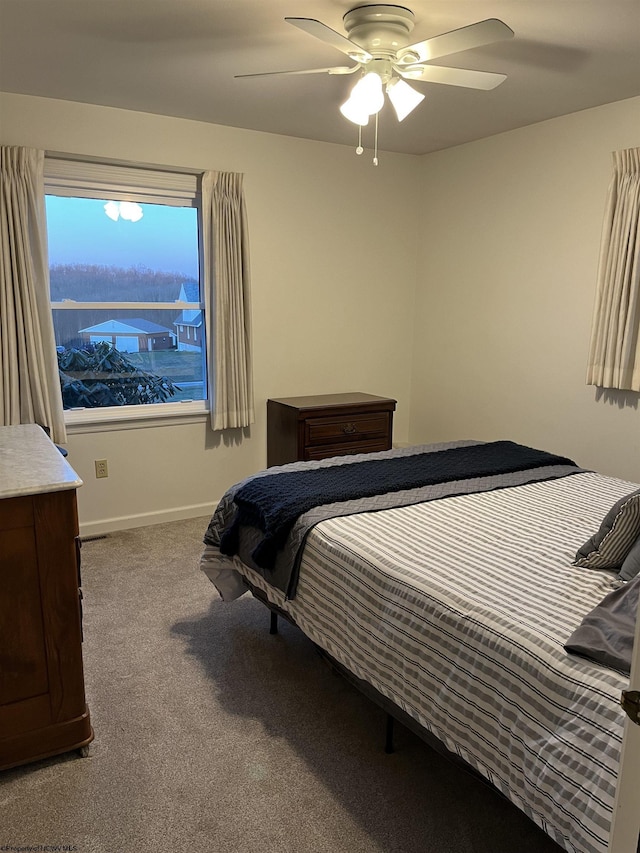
[305,412,390,447]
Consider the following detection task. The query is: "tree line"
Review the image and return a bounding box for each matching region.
[50,264,196,348]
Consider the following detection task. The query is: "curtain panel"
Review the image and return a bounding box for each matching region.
[0,147,66,443]
[201,171,254,430]
[587,147,640,391]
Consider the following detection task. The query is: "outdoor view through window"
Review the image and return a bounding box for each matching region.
[45,195,205,411]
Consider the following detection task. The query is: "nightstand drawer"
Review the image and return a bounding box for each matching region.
[305,412,390,446]
[305,438,391,461]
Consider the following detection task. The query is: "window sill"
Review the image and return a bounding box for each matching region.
[64,400,209,434]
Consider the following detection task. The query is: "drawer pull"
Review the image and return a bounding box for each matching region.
[342,422,358,434]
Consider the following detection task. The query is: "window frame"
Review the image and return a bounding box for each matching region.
[44,157,208,430]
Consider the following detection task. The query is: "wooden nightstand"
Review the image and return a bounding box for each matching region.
[267,393,396,467]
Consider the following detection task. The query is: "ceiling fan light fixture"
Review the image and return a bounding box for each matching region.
[103,200,144,222]
[277,8,514,160]
[386,78,425,121]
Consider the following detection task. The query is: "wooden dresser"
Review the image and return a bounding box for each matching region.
[0,424,92,770]
[267,393,396,467]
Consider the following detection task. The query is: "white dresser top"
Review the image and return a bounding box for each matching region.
[0,424,82,499]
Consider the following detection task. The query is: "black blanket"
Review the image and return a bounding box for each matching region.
[219,440,575,572]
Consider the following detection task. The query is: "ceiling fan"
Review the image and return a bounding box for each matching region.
[238,5,514,129]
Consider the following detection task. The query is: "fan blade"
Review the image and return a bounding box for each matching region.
[285,17,372,62]
[400,64,507,90]
[397,19,513,65]
[235,66,358,78]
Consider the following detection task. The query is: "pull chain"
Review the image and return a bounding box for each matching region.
[356,123,363,156]
[373,112,379,166]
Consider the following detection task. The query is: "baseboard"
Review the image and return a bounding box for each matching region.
[78,501,218,538]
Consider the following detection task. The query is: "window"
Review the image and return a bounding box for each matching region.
[44,158,207,422]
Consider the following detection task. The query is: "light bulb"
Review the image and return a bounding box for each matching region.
[340,96,370,126]
[351,72,384,116]
[104,201,120,221]
[119,202,144,222]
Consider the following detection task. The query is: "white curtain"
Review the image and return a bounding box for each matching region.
[586,147,640,391]
[201,171,254,430]
[0,147,66,443]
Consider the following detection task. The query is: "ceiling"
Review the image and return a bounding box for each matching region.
[0,1,639,156]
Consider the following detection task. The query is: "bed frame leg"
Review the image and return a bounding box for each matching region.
[269,611,278,635]
[385,713,395,754]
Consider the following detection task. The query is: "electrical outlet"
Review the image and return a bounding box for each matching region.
[95,459,109,479]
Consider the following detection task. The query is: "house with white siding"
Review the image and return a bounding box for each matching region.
[79,318,175,352]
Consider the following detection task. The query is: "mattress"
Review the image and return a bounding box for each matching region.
[202,468,636,853]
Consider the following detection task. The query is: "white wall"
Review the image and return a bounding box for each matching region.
[3,93,639,532]
[410,97,640,482]
[0,93,419,534]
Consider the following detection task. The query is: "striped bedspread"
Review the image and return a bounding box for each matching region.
[201,468,636,853]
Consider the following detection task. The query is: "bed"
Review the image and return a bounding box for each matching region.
[200,440,639,853]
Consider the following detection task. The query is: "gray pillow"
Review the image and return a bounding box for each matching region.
[619,535,640,582]
[574,489,640,570]
[565,574,639,674]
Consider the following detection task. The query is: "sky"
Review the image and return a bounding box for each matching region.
[45,196,199,280]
